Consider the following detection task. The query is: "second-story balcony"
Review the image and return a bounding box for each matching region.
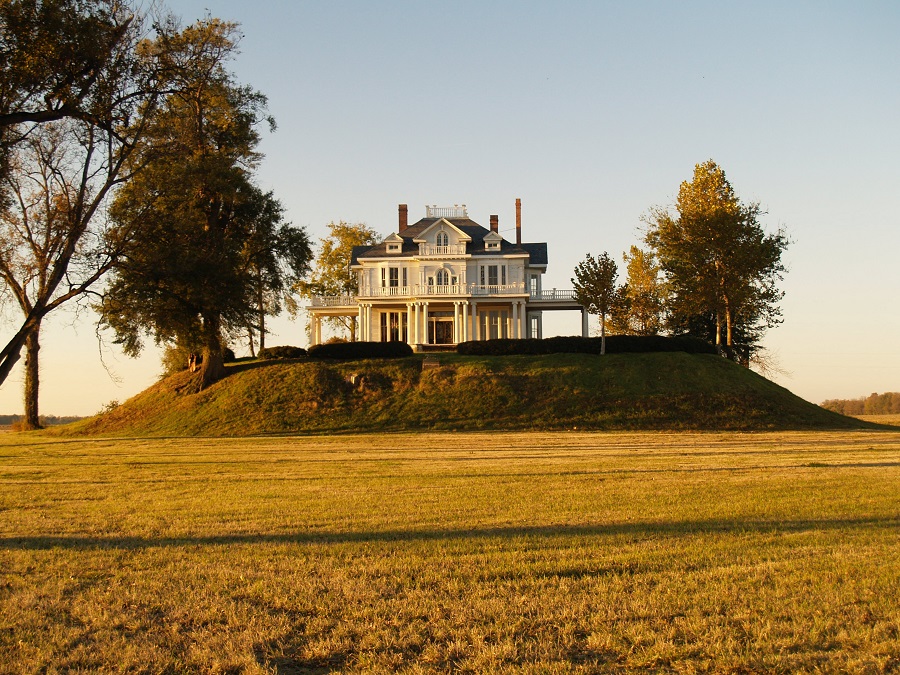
[418,243,468,257]
[358,282,527,298]
[309,286,582,308]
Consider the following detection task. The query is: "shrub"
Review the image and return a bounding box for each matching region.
[258,345,307,360]
[307,341,413,360]
[457,335,717,356]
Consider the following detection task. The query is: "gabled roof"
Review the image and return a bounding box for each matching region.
[412,218,473,243]
[350,217,548,266]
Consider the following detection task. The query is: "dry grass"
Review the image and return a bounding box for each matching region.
[1,430,899,673]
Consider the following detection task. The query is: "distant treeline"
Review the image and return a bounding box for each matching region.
[820,392,900,416]
[0,415,84,426]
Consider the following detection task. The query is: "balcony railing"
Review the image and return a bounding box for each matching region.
[425,205,467,218]
[310,286,581,308]
[418,243,468,256]
[309,294,356,307]
[530,289,577,302]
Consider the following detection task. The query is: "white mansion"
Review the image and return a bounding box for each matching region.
[308,201,586,348]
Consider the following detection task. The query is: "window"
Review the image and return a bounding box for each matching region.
[402,267,407,287]
[501,265,507,285]
[488,265,498,286]
[389,267,399,287]
[437,231,449,247]
[387,242,401,252]
[487,241,500,250]
[436,269,450,285]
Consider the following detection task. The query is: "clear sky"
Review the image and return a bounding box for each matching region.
[2,0,899,416]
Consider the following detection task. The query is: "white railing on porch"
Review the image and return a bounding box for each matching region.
[309,294,356,307]
[530,289,577,301]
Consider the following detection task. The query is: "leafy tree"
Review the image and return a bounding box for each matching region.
[644,160,788,359]
[0,1,171,392]
[240,190,312,356]
[607,246,665,336]
[98,18,278,390]
[295,221,380,342]
[571,252,618,354]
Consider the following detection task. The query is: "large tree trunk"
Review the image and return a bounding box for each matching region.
[257,286,266,352]
[199,313,226,390]
[0,308,44,388]
[350,316,357,342]
[22,324,42,430]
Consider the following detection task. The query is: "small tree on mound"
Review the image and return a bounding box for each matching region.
[572,252,618,354]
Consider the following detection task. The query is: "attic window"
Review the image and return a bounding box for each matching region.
[487,241,500,250]
[387,243,401,252]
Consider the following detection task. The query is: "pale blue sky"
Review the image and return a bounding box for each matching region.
[2,1,898,416]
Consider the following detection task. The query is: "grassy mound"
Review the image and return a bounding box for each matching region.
[63,353,873,437]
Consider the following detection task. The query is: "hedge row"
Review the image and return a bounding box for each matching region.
[307,341,414,360]
[258,345,307,360]
[456,335,717,356]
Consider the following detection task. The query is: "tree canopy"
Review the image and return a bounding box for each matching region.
[295,221,380,341]
[98,18,296,389]
[0,0,171,391]
[644,160,788,361]
[571,252,618,354]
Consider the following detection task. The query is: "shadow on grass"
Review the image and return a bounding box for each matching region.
[3,516,898,551]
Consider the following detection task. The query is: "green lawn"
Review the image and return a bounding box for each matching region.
[2,431,899,673]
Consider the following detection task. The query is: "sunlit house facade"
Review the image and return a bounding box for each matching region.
[307,201,584,348]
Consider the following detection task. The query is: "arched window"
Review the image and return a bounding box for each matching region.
[436,269,450,285]
[436,231,449,247]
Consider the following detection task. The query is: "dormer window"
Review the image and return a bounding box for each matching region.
[387,243,401,252]
[487,241,500,250]
[436,231,449,247]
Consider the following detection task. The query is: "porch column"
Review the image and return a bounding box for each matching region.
[422,302,430,345]
[367,304,374,341]
[581,309,589,337]
[357,304,364,342]
[311,315,321,346]
[472,301,479,341]
[512,302,520,339]
[461,301,470,342]
[519,301,527,339]
[407,302,414,345]
[454,302,461,343]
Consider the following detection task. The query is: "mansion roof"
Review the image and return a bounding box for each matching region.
[351,217,548,267]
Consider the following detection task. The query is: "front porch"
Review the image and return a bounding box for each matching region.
[308,291,588,349]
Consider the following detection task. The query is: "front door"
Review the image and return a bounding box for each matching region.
[430,319,454,344]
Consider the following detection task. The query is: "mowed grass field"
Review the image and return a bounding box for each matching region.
[1,431,899,673]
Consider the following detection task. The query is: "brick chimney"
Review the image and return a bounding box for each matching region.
[515,198,521,245]
[398,203,408,232]
[490,214,498,233]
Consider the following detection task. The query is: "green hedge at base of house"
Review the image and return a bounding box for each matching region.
[457,335,717,356]
[258,346,308,360]
[307,341,414,360]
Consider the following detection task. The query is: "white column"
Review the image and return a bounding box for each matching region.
[519,302,527,339]
[462,302,469,342]
[423,302,430,344]
[367,304,374,341]
[581,309,589,337]
[512,302,520,339]
[454,302,461,343]
[357,305,364,342]
[311,315,320,346]
[472,302,479,341]
[407,303,414,345]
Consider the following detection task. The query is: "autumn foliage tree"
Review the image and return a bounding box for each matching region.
[295,221,380,342]
[607,246,665,336]
[645,160,788,361]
